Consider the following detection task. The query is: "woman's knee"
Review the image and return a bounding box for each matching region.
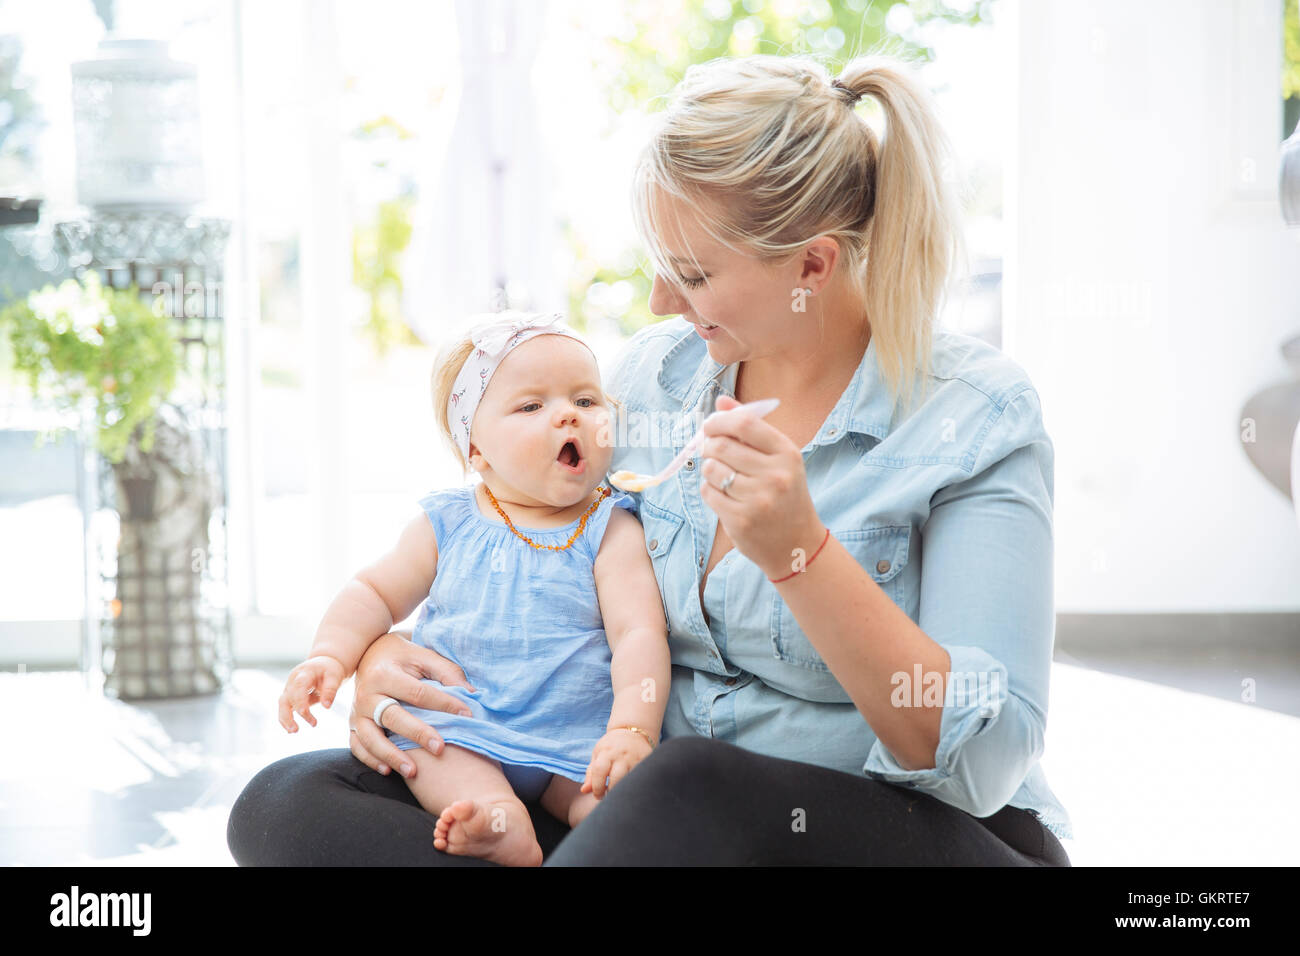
[227,749,360,866]
[622,735,746,797]
[543,737,757,865]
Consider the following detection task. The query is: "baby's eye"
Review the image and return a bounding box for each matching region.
[520,398,597,412]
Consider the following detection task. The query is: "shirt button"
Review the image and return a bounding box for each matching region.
[827,427,837,436]
[684,458,695,470]
[698,556,704,567]
[648,539,659,551]
[876,559,891,574]
[724,677,737,686]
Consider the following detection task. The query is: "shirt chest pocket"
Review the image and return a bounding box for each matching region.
[770,525,912,674]
[638,500,685,622]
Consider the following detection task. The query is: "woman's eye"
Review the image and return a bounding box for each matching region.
[679,275,707,290]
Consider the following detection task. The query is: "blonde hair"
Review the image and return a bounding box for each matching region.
[432,335,479,477]
[431,325,624,478]
[631,49,968,418]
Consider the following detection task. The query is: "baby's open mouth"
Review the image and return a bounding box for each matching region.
[557,439,582,468]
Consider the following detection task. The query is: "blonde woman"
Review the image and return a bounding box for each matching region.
[229,52,1073,866]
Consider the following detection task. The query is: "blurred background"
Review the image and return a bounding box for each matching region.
[0,0,1297,866]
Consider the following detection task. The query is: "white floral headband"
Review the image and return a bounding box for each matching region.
[448,311,595,464]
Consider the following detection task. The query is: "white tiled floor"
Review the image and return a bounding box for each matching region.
[0,668,349,867]
[1,659,1296,865]
[1043,662,1297,865]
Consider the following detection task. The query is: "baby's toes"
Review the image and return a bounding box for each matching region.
[446,799,479,826]
[447,801,478,822]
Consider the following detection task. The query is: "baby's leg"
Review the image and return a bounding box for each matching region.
[540,774,601,829]
[403,745,543,867]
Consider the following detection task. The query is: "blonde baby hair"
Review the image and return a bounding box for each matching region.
[431,319,623,478]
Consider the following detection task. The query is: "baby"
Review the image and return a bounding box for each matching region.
[278,311,670,866]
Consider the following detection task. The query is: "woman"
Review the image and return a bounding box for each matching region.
[228,52,1073,866]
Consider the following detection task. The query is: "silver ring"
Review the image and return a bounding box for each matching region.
[720,470,737,495]
[372,695,399,729]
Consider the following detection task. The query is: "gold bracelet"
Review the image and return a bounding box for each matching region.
[611,725,657,749]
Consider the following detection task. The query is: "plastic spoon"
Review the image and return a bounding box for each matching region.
[608,397,781,492]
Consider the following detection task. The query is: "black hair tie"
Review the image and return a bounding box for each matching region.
[831,77,863,106]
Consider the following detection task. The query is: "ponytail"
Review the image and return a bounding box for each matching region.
[840,55,966,416]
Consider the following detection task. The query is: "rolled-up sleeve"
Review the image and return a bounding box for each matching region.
[862,386,1056,820]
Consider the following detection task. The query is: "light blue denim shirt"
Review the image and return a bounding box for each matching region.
[603,316,1073,842]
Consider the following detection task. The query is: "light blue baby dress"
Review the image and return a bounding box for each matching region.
[385,481,637,788]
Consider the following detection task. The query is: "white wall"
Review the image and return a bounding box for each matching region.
[1004,0,1300,613]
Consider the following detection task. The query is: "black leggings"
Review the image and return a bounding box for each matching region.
[227,736,1069,866]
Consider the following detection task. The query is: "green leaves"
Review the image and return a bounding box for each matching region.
[351,195,420,354]
[0,271,181,463]
[1286,0,1300,101]
[600,0,991,117]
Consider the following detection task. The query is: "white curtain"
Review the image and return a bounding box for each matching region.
[404,0,561,345]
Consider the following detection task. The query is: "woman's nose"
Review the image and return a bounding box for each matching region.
[648,273,686,317]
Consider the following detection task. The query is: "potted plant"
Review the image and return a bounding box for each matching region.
[1,270,221,698]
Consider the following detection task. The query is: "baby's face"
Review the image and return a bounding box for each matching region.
[468,335,613,506]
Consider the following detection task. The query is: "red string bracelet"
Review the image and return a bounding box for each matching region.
[768,526,832,583]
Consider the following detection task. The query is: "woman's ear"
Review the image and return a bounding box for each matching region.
[799,235,840,294]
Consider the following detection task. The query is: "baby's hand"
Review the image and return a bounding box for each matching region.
[278,655,346,733]
[580,728,655,799]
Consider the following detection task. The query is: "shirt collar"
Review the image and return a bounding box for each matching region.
[655,319,896,447]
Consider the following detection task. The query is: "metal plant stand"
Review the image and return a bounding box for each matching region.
[55,212,233,700]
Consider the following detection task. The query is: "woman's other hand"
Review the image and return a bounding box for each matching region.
[349,629,478,779]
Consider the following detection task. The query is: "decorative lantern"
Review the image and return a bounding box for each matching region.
[53,215,234,700]
[70,37,205,212]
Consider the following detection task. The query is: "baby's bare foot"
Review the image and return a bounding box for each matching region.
[433,797,543,867]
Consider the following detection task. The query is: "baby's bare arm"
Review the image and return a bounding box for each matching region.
[593,508,671,739]
[309,512,439,676]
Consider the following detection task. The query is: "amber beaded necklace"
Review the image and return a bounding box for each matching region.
[481,483,610,552]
